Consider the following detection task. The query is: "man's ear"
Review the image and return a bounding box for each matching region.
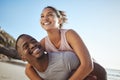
[21,55,27,61]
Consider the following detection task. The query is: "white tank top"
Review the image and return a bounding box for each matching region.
[45,29,73,52]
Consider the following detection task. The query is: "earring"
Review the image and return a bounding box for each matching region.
[44,51,48,54]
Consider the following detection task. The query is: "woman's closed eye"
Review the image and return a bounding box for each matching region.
[41,15,44,18]
[47,13,54,17]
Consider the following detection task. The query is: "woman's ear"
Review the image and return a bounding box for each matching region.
[58,18,63,24]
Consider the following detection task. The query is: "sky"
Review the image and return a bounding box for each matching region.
[0,0,120,70]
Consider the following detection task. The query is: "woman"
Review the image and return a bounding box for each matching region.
[40,6,93,80]
[26,6,107,80]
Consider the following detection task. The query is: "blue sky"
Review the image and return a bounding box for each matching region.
[0,0,120,70]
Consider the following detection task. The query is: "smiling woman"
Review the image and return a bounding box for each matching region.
[40,6,67,29]
[39,6,94,80]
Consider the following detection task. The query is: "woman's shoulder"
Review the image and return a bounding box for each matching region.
[39,35,48,43]
[65,29,81,42]
[39,37,46,48]
[60,29,78,38]
[61,29,76,33]
[64,29,77,36]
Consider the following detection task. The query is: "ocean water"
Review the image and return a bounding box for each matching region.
[106,68,120,80]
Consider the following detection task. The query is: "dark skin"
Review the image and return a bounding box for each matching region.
[16,35,49,80]
[16,34,107,80]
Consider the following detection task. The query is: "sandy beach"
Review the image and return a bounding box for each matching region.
[0,59,29,80]
[0,58,120,80]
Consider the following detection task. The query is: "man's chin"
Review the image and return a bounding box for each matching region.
[34,55,41,59]
[36,54,44,60]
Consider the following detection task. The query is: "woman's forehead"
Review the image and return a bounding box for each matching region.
[41,8,55,14]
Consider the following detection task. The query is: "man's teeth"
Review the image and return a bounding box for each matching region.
[33,48,40,54]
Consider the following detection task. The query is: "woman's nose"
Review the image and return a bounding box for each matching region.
[43,16,49,20]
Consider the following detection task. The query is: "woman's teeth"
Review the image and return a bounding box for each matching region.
[44,22,50,25]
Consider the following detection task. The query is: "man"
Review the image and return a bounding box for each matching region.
[16,34,107,80]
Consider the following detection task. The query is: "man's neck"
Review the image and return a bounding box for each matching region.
[31,53,49,72]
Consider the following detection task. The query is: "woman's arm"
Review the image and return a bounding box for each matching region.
[25,63,43,80]
[66,29,94,80]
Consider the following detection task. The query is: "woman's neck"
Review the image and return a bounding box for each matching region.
[47,29,61,48]
[46,28,59,36]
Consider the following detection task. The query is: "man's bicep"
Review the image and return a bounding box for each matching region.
[25,63,43,80]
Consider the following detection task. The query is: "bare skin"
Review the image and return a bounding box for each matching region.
[17,34,96,80]
[26,7,93,80]
[39,7,93,80]
[16,34,107,80]
[18,6,107,80]
[16,35,49,80]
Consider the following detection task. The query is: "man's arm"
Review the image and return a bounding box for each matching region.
[25,63,43,80]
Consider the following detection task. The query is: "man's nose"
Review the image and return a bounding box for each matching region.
[29,43,35,50]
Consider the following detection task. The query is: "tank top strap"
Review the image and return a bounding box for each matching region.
[59,29,73,51]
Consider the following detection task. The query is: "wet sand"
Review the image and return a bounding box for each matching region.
[0,59,29,80]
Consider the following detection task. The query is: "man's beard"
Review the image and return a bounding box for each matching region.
[36,45,48,60]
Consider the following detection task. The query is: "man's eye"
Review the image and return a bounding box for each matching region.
[23,45,28,50]
[31,41,36,44]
